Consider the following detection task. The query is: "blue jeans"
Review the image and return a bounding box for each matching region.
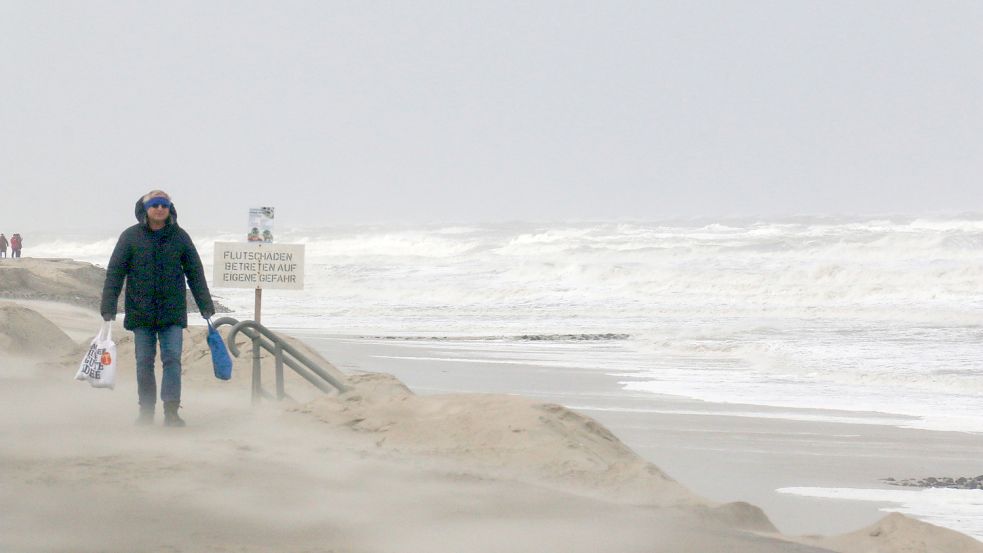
[133,325,184,406]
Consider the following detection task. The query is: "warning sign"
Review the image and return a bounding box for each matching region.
[213,242,305,290]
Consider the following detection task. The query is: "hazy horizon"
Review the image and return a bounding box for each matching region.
[3,1,981,233]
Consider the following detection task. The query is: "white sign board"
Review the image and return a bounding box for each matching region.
[213,242,305,290]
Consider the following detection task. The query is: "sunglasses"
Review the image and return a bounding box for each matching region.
[145,199,171,209]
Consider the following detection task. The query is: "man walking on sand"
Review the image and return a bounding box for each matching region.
[100,190,215,427]
[0,233,7,258]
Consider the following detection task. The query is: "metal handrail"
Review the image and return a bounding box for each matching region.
[212,317,350,402]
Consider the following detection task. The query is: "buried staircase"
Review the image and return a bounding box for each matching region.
[211,317,350,403]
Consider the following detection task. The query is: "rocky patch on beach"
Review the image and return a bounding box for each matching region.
[361,333,631,341]
[884,475,983,489]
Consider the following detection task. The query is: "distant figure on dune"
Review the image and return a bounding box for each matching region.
[100,190,215,428]
[9,234,22,258]
[0,233,7,258]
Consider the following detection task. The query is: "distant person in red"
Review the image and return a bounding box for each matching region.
[0,233,7,258]
[9,234,22,258]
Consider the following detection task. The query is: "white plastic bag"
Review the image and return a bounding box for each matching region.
[75,321,117,389]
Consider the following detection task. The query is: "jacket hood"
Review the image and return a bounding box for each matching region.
[134,196,178,227]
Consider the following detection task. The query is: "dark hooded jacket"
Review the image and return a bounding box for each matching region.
[100,197,214,330]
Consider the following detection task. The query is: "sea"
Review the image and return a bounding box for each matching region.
[28,215,983,539]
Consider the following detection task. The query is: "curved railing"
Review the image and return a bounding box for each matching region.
[212,317,350,402]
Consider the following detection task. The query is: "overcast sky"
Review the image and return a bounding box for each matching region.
[2,1,981,232]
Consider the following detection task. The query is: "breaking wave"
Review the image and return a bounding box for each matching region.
[25,215,983,432]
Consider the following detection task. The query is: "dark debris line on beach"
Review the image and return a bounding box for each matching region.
[361,333,631,342]
[884,475,983,490]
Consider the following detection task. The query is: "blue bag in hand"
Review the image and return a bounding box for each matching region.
[207,320,233,380]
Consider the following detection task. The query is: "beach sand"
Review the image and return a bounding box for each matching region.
[296,334,983,537]
[1,258,981,553]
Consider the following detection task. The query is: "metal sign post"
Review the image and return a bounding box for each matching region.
[254,289,261,399]
[254,288,262,324]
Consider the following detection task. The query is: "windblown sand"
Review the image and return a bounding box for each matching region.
[0,259,980,553]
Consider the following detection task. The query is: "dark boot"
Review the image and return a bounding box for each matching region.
[135,404,155,426]
[163,401,186,427]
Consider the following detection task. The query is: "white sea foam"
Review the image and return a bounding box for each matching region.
[25,216,983,433]
[776,486,983,541]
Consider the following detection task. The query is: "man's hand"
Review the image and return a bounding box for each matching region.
[201,308,215,320]
[102,313,116,322]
